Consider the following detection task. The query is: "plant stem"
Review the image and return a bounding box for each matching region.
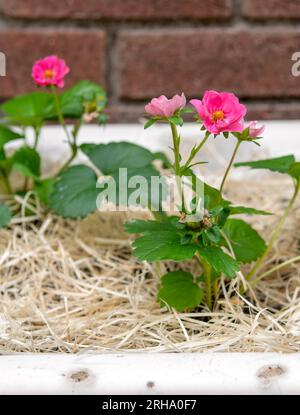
[219,139,242,193]
[182,132,210,172]
[250,255,300,287]
[202,260,212,310]
[0,175,12,194]
[246,184,299,283]
[170,122,180,175]
[33,125,41,150]
[51,85,72,145]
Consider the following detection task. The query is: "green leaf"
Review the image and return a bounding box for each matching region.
[235,155,296,174]
[144,118,157,129]
[2,92,54,127]
[169,116,183,126]
[0,125,24,148]
[81,142,166,210]
[12,147,41,179]
[49,165,100,218]
[125,218,180,234]
[198,269,221,283]
[158,271,202,312]
[81,142,154,174]
[0,204,11,228]
[130,218,197,262]
[229,205,272,216]
[35,178,56,206]
[222,219,266,263]
[198,246,240,278]
[59,80,107,118]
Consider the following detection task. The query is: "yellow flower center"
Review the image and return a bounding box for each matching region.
[211,110,225,122]
[44,69,54,79]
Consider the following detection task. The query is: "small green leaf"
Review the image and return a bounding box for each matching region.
[198,246,240,278]
[35,178,56,206]
[144,118,157,129]
[206,226,221,244]
[12,147,41,179]
[59,80,107,118]
[158,271,202,311]
[222,219,266,263]
[229,205,272,216]
[235,155,295,174]
[169,116,183,126]
[49,165,100,218]
[0,204,11,228]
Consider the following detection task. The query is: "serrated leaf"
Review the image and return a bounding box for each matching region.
[0,204,11,228]
[229,205,272,216]
[158,271,202,311]
[131,221,197,262]
[2,92,54,127]
[81,142,167,210]
[235,155,295,174]
[81,142,154,174]
[198,246,239,278]
[125,218,180,234]
[12,147,41,179]
[222,219,266,263]
[49,165,100,218]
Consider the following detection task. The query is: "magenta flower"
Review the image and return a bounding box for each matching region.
[145,93,186,118]
[190,91,247,135]
[32,55,70,88]
[247,121,265,138]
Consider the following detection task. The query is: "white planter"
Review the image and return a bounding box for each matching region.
[1,121,300,395]
[0,353,299,395]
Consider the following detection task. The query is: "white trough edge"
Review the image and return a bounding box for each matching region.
[0,353,299,395]
[1,122,300,395]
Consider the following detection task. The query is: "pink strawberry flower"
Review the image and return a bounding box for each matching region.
[32,55,70,88]
[190,90,247,135]
[247,121,265,138]
[145,93,186,118]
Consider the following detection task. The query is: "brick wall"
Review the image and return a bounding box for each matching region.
[1,0,300,121]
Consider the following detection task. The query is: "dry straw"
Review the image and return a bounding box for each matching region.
[0,178,299,353]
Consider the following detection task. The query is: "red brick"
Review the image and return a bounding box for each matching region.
[0,31,106,98]
[119,29,300,100]
[243,0,300,19]
[2,0,232,20]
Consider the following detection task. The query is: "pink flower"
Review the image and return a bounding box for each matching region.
[190,91,247,135]
[247,121,265,138]
[145,93,186,118]
[32,55,70,88]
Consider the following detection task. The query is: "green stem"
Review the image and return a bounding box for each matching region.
[203,260,212,310]
[0,174,12,194]
[250,255,300,287]
[51,85,72,145]
[182,132,210,172]
[33,125,41,150]
[219,139,242,193]
[246,184,299,283]
[170,122,180,175]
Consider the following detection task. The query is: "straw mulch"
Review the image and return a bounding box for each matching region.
[0,178,299,353]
